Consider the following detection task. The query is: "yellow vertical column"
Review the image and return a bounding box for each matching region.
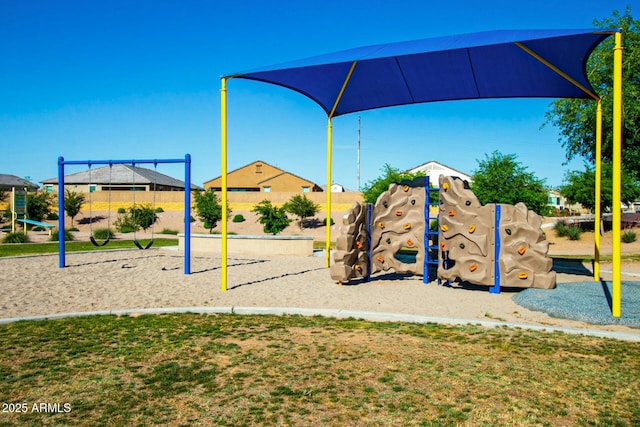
[594,100,602,281]
[325,118,333,268]
[221,77,228,292]
[612,32,623,317]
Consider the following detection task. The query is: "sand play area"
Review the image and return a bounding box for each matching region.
[2,210,640,340]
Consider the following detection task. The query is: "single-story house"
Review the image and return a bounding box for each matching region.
[0,174,39,192]
[407,161,472,186]
[41,164,201,193]
[204,160,322,193]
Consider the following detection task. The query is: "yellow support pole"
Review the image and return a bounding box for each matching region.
[612,32,623,317]
[221,77,228,292]
[326,118,333,267]
[594,100,602,281]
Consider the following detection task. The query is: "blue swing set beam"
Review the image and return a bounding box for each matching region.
[57,155,192,274]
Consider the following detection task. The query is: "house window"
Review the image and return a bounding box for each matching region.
[256,164,262,174]
[263,186,271,192]
[44,185,53,193]
[89,184,96,193]
[302,186,310,193]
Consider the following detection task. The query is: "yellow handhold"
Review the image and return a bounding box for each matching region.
[404,223,412,230]
[442,182,449,191]
[468,224,476,233]
[518,272,528,279]
[354,264,361,271]
[441,224,449,232]
[378,222,385,229]
[518,245,526,255]
[395,210,403,216]
[469,263,478,272]
[402,185,410,192]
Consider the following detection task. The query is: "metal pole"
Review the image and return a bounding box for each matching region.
[326,117,333,268]
[611,32,623,317]
[594,101,602,281]
[221,78,229,291]
[58,156,65,268]
[184,153,191,275]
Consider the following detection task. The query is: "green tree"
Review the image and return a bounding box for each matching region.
[471,151,550,216]
[0,190,7,203]
[283,194,320,229]
[361,164,427,204]
[544,8,640,175]
[252,200,291,235]
[192,189,229,233]
[64,189,85,227]
[560,162,640,212]
[26,192,55,222]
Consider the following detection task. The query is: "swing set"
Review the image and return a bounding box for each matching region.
[57,155,192,274]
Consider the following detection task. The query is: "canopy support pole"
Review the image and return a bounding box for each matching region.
[325,118,333,267]
[221,77,229,292]
[612,32,623,317]
[594,100,602,281]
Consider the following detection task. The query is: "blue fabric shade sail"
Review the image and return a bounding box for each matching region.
[225,29,613,117]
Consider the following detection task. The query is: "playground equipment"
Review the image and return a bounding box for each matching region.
[56,155,192,274]
[88,163,112,247]
[331,175,556,292]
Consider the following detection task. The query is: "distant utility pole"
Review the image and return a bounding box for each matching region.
[357,116,361,191]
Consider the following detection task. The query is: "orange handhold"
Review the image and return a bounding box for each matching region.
[468,224,476,233]
[518,245,526,255]
[441,224,448,232]
[469,263,478,272]
[407,239,414,247]
[356,241,363,249]
[440,242,445,249]
[442,182,449,191]
[448,210,456,216]
[402,185,410,192]
[403,223,412,230]
[378,222,385,229]
[518,272,528,279]
[376,256,385,263]
[395,210,403,216]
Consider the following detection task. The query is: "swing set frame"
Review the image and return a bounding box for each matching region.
[56,154,192,274]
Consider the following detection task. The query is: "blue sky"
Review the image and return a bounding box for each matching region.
[0,0,634,190]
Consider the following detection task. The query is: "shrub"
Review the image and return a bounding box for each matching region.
[93,228,115,240]
[160,228,179,235]
[323,217,335,226]
[155,207,164,213]
[33,226,46,231]
[554,221,569,238]
[68,227,79,232]
[2,232,29,243]
[117,207,126,214]
[46,212,59,220]
[232,214,245,223]
[622,230,637,244]
[50,229,75,241]
[252,200,291,235]
[566,225,582,241]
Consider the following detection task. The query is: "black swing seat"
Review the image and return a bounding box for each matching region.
[133,239,154,250]
[90,235,110,247]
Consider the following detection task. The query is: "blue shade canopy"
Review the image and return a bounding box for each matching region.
[225,29,614,117]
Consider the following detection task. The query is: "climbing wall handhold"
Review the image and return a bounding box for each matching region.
[448,210,456,216]
[376,256,385,263]
[441,224,449,231]
[403,223,412,230]
[356,241,363,249]
[440,242,445,249]
[459,243,465,249]
[386,238,391,244]
[411,199,416,205]
[442,182,449,191]
[402,185,410,192]
[378,222,385,229]
[383,200,388,208]
[407,239,414,247]
[395,210,403,216]
[465,200,471,206]
[518,245,526,255]
[518,272,528,279]
[354,265,361,271]
[469,263,478,272]
[505,228,512,235]
[468,224,476,233]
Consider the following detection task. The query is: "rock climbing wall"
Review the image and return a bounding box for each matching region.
[330,175,555,290]
[369,181,426,275]
[330,179,426,283]
[437,175,555,289]
[330,201,369,282]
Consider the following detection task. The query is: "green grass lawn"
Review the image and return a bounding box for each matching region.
[0,313,638,426]
[0,238,178,258]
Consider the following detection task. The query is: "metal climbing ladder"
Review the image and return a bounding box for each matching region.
[424,176,440,284]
